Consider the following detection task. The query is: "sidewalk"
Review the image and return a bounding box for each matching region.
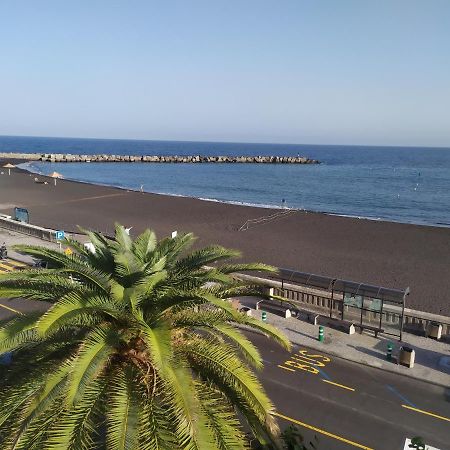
[0,229,60,264]
[240,298,450,387]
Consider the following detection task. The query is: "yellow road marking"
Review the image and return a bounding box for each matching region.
[0,302,23,315]
[0,259,29,273]
[298,349,331,363]
[322,379,355,392]
[402,404,450,423]
[8,259,27,267]
[284,359,320,374]
[281,348,332,377]
[0,262,14,271]
[273,412,374,450]
[278,364,295,372]
[292,354,326,367]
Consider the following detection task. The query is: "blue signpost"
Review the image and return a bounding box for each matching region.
[55,230,65,241]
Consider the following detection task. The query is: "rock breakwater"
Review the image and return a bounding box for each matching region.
[0,152,319,164]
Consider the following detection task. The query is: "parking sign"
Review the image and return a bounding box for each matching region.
[55,230,65,240]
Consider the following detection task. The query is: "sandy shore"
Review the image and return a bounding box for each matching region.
[1,163,449,315]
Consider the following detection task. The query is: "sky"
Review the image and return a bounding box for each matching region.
[0,1,449,147]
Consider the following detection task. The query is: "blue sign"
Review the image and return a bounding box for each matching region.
[14,207,29,223]
[55,230,65,240]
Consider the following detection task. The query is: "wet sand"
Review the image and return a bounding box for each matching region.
[1,164,449,315]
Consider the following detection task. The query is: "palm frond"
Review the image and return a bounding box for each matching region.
[195,382,249,450]
[7,362,72,449]
[45,377,107,450]
[154,232,196,268]
[106,366,142,450]
[138,398,176,450]
[217,262,278,275]
[213,324,263,369]
[65,325,119,406]
[114,223,133,252]
[183,338,276,429]
[174,246,242,274]
[132,229,157,263]
[160,361,215,449]
[0,313,42,353]
[238,317,291,352]
[36,292,121,336]
[139,322,172,372]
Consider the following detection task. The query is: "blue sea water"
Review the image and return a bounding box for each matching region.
[1,135,450,227]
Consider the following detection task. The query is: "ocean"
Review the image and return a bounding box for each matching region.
[1,135,450,227]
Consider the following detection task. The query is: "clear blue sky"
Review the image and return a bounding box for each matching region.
[1,1,449,146]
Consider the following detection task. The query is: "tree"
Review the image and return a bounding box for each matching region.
[279,425,318,450]
[0,224,291,450]
[249,425,318,450]
[409,437,425,450]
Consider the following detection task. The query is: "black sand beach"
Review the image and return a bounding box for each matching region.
[1,164,449,315]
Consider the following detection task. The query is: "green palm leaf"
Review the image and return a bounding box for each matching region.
[65,325,119,406]
[106,367,141,450]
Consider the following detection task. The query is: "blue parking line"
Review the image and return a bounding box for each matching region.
[386,385,417,408]
[317,367,331,380]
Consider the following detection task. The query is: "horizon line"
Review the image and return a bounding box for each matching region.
[0,133,450,150]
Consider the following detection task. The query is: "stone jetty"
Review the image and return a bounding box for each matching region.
[0,152,319,164]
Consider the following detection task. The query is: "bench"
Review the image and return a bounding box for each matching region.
[404,322,426,337]
[299,310,355,334]
[256,300,292,318]
[354,324,384,338]
[319,316,355,335]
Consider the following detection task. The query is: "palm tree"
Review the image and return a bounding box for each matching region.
[0,224,290,450]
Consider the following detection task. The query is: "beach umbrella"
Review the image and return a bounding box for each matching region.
[50,171,63,186]
[3,163,15,175]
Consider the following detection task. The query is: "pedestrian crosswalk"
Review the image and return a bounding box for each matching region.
[0,258,28,274]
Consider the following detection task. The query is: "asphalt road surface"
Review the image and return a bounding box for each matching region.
[0,263,448,450]
[247,330,449,450]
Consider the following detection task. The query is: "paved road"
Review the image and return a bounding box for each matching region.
[0,264,448,450]
[247,331,449,450]
[0,258,28,274]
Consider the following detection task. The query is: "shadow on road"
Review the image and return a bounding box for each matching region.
[285,327,316,341]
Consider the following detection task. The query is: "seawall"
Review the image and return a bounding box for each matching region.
[0,152,319,164]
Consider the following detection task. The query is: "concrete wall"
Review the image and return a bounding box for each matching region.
[0,215,56,242]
